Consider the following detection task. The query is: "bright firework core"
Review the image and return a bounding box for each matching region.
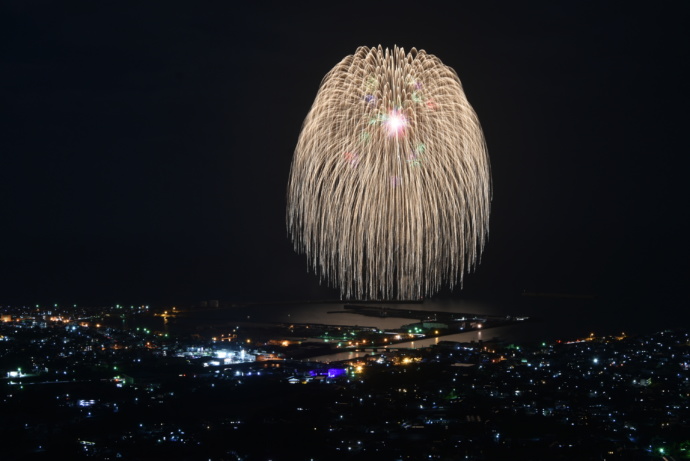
[287,45,491,300]
[385,109,407,137]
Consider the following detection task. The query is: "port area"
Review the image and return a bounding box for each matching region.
[341,304,527,324]
[169,306,530,360]
[335,304,530,347]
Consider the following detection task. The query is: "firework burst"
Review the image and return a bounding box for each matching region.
[287,45,491,300]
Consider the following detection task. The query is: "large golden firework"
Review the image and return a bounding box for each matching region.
[287,45,491,300]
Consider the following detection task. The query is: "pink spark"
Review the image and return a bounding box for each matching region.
[385,109,407,137]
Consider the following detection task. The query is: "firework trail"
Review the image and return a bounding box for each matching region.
[287,45,491,300]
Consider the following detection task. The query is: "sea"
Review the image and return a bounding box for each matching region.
[115,293,686,355]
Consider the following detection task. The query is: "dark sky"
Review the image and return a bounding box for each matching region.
[1,1,685,306]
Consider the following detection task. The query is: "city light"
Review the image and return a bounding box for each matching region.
[0,303,687,459]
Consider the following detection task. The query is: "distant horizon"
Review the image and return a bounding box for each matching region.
[1,286,682,313]
[0,288,608,309]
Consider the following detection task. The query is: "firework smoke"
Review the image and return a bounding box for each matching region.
[287,45,491,300]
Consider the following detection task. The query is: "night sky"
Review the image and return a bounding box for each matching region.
[1,1,685,307]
